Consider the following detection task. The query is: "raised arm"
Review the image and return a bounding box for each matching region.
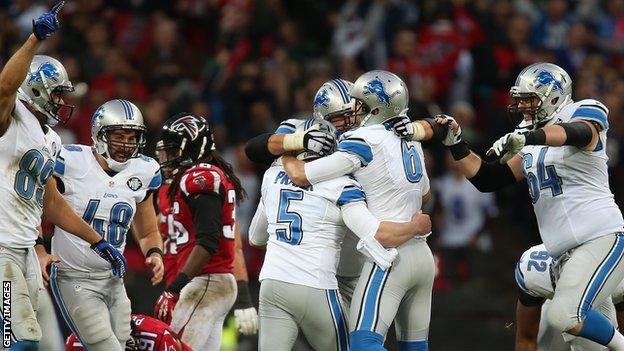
[0,1,65,135]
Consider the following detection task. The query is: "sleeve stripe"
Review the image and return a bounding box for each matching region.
[571,106,609,129]
[338,139,373,166]
[337,188,366,206]
[148,171,162,189]
[275,122,297,134]
[180,174,189,196]
[210,171,221,194]
[515,262,530,293]
[580,103,608,115]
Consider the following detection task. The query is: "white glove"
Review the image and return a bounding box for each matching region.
[356,235,398,271]
[486,132,526,164]
[283,125,336,156]
[435,114,462,146]
[234,307,258,335]
[388,115,425,141]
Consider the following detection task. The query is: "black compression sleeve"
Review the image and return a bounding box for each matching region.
[560,122,593,147]
[616,301,624,312]
[245,133,277,165]
[518,288,545,307]
[468,159,517,192]
[186,193,223,255]
[422,118,446,142]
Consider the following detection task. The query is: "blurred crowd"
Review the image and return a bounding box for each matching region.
[5,0,624,349]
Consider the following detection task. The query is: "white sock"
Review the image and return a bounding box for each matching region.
[608,330,624,351]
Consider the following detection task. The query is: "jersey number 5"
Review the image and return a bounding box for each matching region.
[276,189,304,245]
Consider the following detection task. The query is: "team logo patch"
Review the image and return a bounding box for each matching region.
[27,62,60,86]
[534,71,564,93]
[313,89,330,108]
[127,177,143,191]
[363,78,399,106]
[193,175,207,190]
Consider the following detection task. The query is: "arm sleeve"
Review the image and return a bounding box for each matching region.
[340,202,380,240]
[186,193,222,255]
[244,133,276,165]
[304,151,361,185]
[249,200,269,247]
[468,160,517,192]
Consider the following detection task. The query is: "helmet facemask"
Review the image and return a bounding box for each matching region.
[95,126,146,172]
[325,108,358,133]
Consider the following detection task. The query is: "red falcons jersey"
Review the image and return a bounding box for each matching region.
[65,314,192,351]
[157,163,236,278]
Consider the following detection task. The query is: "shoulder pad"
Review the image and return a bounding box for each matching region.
[180,164,225,196]
[571,99,609,131]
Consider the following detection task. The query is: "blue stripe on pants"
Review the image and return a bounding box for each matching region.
[49,265,87,348]
[356,265,390,331]
[327,289,350,351]
[578,233,624,321]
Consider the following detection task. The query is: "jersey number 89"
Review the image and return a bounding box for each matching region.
[14,149,55,207]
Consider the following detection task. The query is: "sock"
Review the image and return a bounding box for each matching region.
[578,309,616,345]
[349,330,386,351]
[398,340,429,351]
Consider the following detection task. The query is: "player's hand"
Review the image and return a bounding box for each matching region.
[145,254,164,286]
[234,307,258,335]
[411,211,432,237]
[388,115,416,139]
[486,132,526,164]
[155,291,179,324]
[435,114,462,146]
[302,125,336,157]
[36,250,60,288]
[32,1,64,41]
[90,239,128,278]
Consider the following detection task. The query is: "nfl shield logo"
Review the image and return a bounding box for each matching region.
[127,177,143,191]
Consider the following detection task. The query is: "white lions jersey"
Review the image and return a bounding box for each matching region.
[337,124,430,223]
[52,145,162,272]
[515,244,624,301]
[274,118,366,278]
[0,100,61,248]
[519,99,624,257]
[259,165,366,290]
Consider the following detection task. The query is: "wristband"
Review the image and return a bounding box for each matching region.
[35,237,44,246]
[412,122,426,141]
[449,142,471,160]
[523,129,546,145]
[146,247,164,259]
[234,280,253,309]
[166,272,190,294]
[282,132,304,151]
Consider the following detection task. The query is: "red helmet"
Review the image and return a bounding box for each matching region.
[65,314,192,351]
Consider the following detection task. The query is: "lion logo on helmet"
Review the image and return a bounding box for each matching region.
[363,79,399,107]
[27,62,60,86]
[313,89,330,108]
[534,71,564,93]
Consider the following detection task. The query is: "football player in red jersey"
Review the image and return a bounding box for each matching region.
[66,314,192,351]
[153,113,256,350]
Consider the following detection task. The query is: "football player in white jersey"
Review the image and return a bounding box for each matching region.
[515,244,624,351]
[45,99,164,351]
[402,62,624,350]
[245,79,367,309]
[0,2,126,349]
[282,70,436,351]
[249,119,430,351]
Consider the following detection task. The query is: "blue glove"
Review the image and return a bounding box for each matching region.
[90,239,128,278]
[32,1,64,41]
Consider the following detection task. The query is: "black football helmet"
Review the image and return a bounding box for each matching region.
[155,113,215,178]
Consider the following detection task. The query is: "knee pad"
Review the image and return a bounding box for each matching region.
[72,305,114,345]
[10,340,38,351]
[111,297,132,344]
[398,340,428,351]
[545,298,577,333]
[349,330,386,351]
